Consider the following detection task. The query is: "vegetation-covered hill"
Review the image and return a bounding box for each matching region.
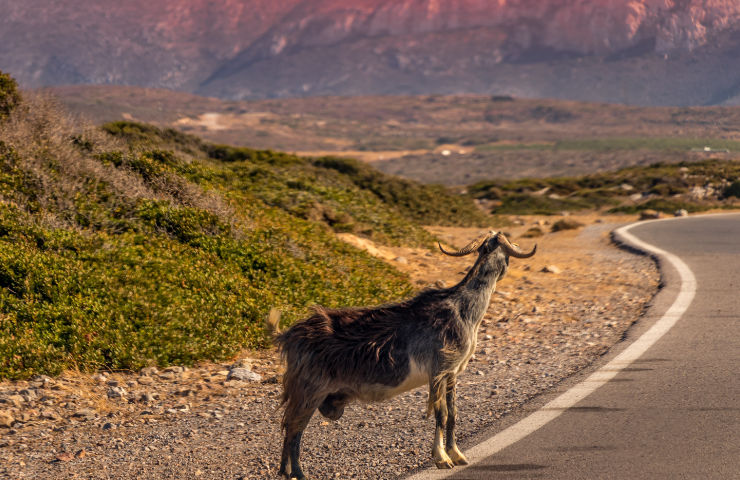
[0,74,489,379]
[470,161,740,216]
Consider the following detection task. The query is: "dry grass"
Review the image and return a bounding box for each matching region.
[0,93,156,226]
[0,92,234,229]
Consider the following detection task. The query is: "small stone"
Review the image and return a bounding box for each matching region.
[139,392,156,403]
[54,452,75,462]
[72,409,97,421]
[0,411,14,428]
[92,374,107,384]
[102,422,116,430]
[433,279,446,289]
[137,376,154,385]
[107,387,127,399]
[163,366,184,374]
[230,358,253,370]
[541,265,562,274]
[30,375,53,388]
[674,209,689,217]
[227,368,262,382]
[5,395,24,408]
[140,367,159,377]
[40,408,59,421]
[393,256,408,265]
[19,389,37,403]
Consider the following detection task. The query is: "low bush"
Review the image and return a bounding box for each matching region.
[608,198,710,214]
[550,219,584,232]
[0,70,21,121]
[520,227,544,238]
[723,180,740,198]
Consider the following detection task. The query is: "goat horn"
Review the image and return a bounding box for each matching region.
[438,230,496,257]
[496,232,537,259]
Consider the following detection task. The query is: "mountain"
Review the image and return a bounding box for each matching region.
[3,0,740,105]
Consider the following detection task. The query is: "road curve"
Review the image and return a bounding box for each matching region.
[406,212,740,480]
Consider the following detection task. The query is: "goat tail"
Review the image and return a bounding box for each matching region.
[264,307,282,339]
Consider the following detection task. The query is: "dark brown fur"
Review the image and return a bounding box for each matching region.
[274,233,533,479]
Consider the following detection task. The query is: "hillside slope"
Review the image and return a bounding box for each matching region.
[0,84,488,379]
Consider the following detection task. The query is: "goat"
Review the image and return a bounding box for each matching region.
[275,231,536,479]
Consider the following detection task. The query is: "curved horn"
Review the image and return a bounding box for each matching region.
[438,230,495,257]
[496,233,537,259]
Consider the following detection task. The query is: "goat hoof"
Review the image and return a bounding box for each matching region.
[279,467,305,480]
[434,458,455,469]
[446,446,469,465]
[433,450,455,469]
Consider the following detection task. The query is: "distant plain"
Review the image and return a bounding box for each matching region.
[52,85,740,185]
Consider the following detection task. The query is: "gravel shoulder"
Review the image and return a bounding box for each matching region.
[0,215,659,480]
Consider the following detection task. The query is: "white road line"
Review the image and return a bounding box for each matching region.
[407,218,697,480]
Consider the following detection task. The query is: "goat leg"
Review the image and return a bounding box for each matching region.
[280,404,315,479]
[444,375,468,466]
[430,378,454,469]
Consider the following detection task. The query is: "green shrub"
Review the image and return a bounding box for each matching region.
[724,181,740,198]
[520,227,544,238]
[609,198,710,214]
[0,71,21,122]
[102,121,204,153]
[492,193,593,215]
[551,219,584,232]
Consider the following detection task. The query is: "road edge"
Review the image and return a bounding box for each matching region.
[405,217,698,480]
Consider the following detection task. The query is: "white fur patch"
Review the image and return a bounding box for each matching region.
[357,357,428,402]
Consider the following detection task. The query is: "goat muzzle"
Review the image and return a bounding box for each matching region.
[496,232,537,258]
[438,230,496,257]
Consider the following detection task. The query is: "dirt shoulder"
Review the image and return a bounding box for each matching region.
[0,214,659,480]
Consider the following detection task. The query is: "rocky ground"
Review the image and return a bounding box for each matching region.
[0,214,660,480]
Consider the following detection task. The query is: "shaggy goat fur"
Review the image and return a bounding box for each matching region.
[275,232,535,479]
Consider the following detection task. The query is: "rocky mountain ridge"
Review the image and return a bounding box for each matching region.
[3,0,740,104]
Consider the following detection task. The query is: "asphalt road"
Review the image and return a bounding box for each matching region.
[410,213,740,480]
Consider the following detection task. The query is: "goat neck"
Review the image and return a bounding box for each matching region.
[450,247,505,327]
